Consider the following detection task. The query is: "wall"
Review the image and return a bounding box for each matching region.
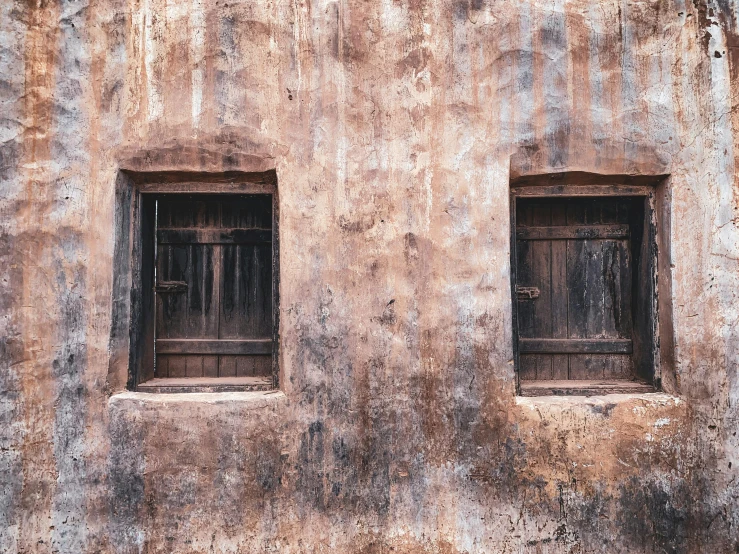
[1,0,738,552]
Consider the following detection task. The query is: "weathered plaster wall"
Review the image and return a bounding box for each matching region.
[1,0,739,552]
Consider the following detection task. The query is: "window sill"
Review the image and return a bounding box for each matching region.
[519,379,654,397]
[110,388,285,408]
[136,376,273,394]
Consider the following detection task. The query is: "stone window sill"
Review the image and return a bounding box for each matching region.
[519,379,655,397]
[136,376,273,394]
[110,388,286,407]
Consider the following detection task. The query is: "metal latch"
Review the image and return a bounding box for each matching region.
[516,286,540,300]
[155,281,188,293]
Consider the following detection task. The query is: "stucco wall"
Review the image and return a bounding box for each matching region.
[1,0,739,552]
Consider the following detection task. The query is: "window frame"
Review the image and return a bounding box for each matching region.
[509,176,661,397]
[113,171,280,393]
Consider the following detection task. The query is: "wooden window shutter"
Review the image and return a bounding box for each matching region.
[153,195,274,379]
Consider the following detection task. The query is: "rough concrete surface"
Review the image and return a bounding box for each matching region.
[1,0,739,552]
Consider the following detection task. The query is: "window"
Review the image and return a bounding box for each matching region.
[140,194,276,391]
[510,179,659,396]
[114,171,280,393]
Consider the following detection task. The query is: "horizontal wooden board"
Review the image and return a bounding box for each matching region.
[516,224,629,240]
[519,338,633,354]
[158,228,271,244]
[519,379,654,397]
[156,339,273,355]
[155,280,188,293]
[511,185,652,197]
[137,376,274,393]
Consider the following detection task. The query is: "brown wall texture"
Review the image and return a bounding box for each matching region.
[1,0,739,552]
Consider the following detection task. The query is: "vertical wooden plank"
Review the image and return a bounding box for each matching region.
[219,244,273,338]
[155,243,167,338]
[185,356,203,377]
[516,200,534,340]
[192,197,219,228]
[221,197,234,228]
[182,243,218,339]
[530,203,552,379]
[255,356,272,377]
[518,355,538,381]
[603,355,632,379]
[600,197,619,224]
[601,239,620,337]
[165,354,188,378]
[602,237,632,339]
[219,244,240,338]
[168,197,193,227]
[242,356,272,377]
[515,197,530,226]
[169,244,190,338]
[156,243,190,339]
[516,201,535,381]
[567,238,588,339]
[565,200,585,379]
[516,236,535,339]
[156,196,171,228]
[567,237,606,379]
[219,356,236,377]
[585,241,606,339]
[519,355,552,381]
[189,243,202,338]
[618,239,633,339]
[617,199,631,224]
[236,356,256,377]
[550,202,569,379]
[212,242,223,375]
[157,355,168,378]
[206,244,217,334]
[257,244,273,337]
[567,198,587,225]
[202,355,219,377]
[550,201,566,228]
[569,354,605,379]
[618,235,634,379]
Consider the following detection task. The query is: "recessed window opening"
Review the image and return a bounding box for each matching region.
[511,185,659,397]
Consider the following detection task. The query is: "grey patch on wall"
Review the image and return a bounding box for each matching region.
[616,476,690,554]
[541,9,570,168]
[107,400,146,553]
[0,238,24,553]
[51,245,89,553]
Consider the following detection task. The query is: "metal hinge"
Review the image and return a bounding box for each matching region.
[516,286,540,300]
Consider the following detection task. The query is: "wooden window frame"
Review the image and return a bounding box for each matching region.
[114,171,280,393]
[510,175,662,397]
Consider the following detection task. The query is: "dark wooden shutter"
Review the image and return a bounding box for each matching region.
[515,197,636,380]
[154,195,273,378]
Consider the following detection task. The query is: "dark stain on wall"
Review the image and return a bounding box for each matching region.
[108,404,145,554]
[617,477,690,554]
[51,246,89,552]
